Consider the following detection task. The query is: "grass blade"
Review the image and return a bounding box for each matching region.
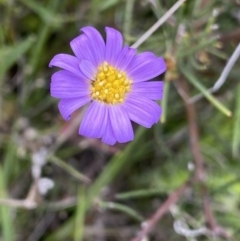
[116,189,165,200]
[160,81,170,123]
[0,166,15,241]
[48,155,91,184]
[74,187,86,241]
[99,201,144,222]
[180,66,232,117]
[232,84,240,158]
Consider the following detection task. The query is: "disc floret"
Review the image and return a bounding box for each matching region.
[91,62,132,104]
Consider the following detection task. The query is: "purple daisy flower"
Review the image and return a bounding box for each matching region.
[49,26,166,145]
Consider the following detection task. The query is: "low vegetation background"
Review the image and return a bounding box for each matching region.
[1,0,240,240]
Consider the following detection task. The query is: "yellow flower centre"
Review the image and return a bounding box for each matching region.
[91,62,132,104]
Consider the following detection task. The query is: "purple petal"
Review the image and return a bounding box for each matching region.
[132,81,164,100]
[79,101,108,138]
[115,46,136,71]
[105,27,123,66]
[128,52,157,68]
[51,70,90,98]
[125,52,156,74]
[127,53,166,82]
[102,118,116,145]
[70,34,97,67]
[129,57,166,83]
[123,94,161,128]
[109,105,134,143]
[81,26,105,66]
[49,54,85,78]
[58,96,91,121]
[79,60,96,80]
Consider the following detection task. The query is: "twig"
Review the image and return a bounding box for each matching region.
[202,187,231,239]
[190,42,240,103]
[0,196,78,210]
[131,0,186,48]
[212,42,240,91]
[0,183,39,209]
[131,180,191,241]
[177,78,231,239]
[177,78,205,182]
[0,198,37,209]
